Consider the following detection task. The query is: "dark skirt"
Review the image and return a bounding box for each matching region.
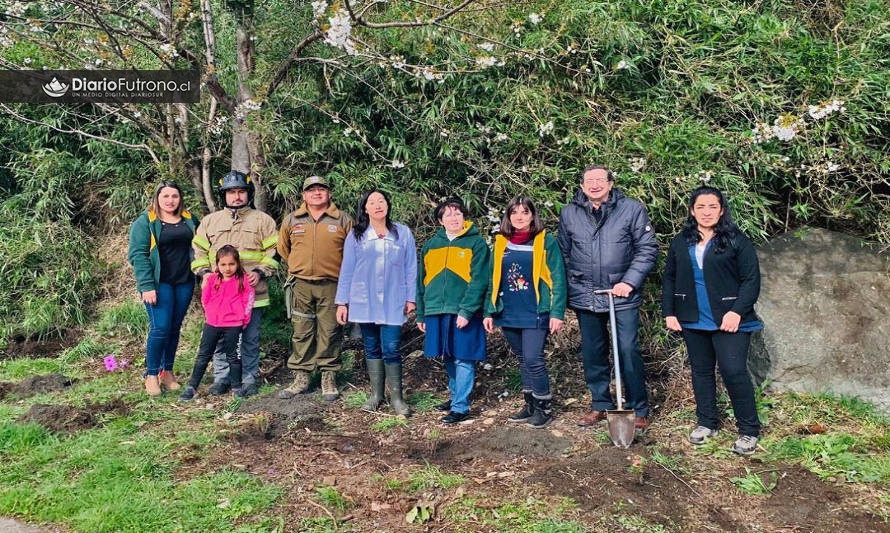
[423,313,486,361]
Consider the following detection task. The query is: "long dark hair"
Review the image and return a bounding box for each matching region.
[214,244,247,292]
[499,195,544,238]
[353,189,398,242]
[681,186,738,253]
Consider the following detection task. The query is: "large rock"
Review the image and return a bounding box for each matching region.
[749,227,890,415]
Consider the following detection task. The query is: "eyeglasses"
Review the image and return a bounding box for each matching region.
[582,177,610,185]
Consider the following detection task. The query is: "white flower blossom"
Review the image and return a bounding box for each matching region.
[324,8,357,55]
[478,42,494,52]
[772,113,804,141]
[209,116,228,136]
[494,132,509,142]
[235,99,261,120]
[311,0,328,21]
[476,56,497,68]
[418,66,438,81]
[697,170,713,183]
[528,12,542,25]
[538,121,554,137]
[390,160,405,169]
[23,57,32,65]
[629,157,646,173]
[615,60,629,70]
[159,43,179,59]
[807,99,845,120]
[389,55,405,69]
[5,2,27,17]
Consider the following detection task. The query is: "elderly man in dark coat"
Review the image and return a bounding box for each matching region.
[557,165,658,429]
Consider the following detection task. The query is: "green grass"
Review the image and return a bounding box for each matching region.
[96,300,149,338]
[758,392,890,483]
[766,434,890,483]
[343,391,367,409]
[370,417,408,432]
[731,467,778,495]
[314,485,352,513]
[405,464,464,492]
[0,363,285,532]
[60,337,117,363]
[0,357,65,380]
[408,391,446,413]
[447,496,585,532]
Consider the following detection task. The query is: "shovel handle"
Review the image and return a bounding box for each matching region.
[593,289,625,411]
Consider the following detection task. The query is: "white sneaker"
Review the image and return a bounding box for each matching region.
[732,435,759,455]
[688,426,718,445]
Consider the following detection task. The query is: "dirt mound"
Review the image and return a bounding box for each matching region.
[427,426,573,463]
[0,373,73,400]
[233,392,330,440]
[17,399,129,434]
[1,329,81,360]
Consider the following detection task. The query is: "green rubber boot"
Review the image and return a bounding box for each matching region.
[385,362,411,417]
[362,359,385,411]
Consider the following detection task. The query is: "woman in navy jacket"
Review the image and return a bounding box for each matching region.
[662,186,763,455]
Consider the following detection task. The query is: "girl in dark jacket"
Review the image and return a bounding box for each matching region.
[483,196,567,428]
[662,186,763,455]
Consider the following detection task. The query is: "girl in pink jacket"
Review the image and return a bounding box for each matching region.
[180,245,254,400]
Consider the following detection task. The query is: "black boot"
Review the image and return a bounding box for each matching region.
[362,359,385,411]
[507,391,535,423]
[384,362,411,417]
[525,397,553,429]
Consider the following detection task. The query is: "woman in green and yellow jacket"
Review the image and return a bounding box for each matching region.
[127,181,196,397]
[483,196,566,428]
[416,198,491,424]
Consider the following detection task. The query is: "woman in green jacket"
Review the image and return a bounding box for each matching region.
[483,196,567,428]
[127,181,196,397]
[416,198,491,424]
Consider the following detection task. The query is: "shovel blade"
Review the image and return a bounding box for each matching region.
[607,410,636,449]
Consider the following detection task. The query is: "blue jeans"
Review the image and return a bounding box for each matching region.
[143,281,194,376]
[444,357,475,414]
[576,307,649,417]
[501,327,550,398]
[359,323,402,363]
[212,307,263,387]
[682,329,761,437]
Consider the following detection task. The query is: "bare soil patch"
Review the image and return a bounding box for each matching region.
[0,373,74,400]
[1,329,82,360]
[17,399,129,434]
[174,353,890,532]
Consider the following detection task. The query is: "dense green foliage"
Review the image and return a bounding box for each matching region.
[1,0,888,341]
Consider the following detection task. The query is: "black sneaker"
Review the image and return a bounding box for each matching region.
[239,383,258,398]
[441,411,469,424]
[435,400,451,412]
[208,381,230,396]
[179,386,196,401]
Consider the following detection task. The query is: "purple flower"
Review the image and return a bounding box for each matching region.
[104,355,118,371]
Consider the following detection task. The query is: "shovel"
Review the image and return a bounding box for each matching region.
[594,289,636,449]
